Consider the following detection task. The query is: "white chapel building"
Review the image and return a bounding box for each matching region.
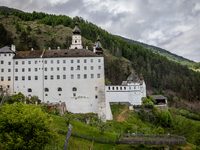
[0,23,112,121]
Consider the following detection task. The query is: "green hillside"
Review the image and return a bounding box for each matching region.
[117,35,196,67]
[0,8,200,104]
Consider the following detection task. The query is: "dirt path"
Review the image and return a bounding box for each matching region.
[116,107,132,122]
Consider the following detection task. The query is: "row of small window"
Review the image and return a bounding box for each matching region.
[0,54,11,57]
[108,86,138,90]
[1,77,11,81]
[14,59,102,65]
[44,74,101,80]
[0,61,11,65]
[11,74,101,81]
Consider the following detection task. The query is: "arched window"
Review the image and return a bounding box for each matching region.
[45,88,49,92]
[75,40,77,43]
[75,47,77,49]
[28,88,32,92]
[77,65,80,70]
[72,87,77,91]
[58,87,62,91]
[112,87,114,90]
[108,87,110,90]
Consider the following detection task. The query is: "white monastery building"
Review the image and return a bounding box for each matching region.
[0,23,146,121]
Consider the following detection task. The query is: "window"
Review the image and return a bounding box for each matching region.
[1,61,3,64]
[51,75,53,80]
[95,95,98,99]
[22,61,25,65]
[7,85,10,88]
[8,62,11,65]
[15,68,18,72]
[71,60,73,63]
[22,68,25,72]
[72,87,77,91]
[116,87,118,90]
[35,76,38,80]
[120,87,122,90]
[98,66,101,70]
[77,74,80,79]
[98,59,101,62]
[57,60,59,64]
[108,87,110,90]
[28,76,31,80]
[73,93,76,97]
[91,59,93,63]
[129,87,131,90]
[28,61,31,64]
[77,66,80,70]
[8,69,11,72]
[1,77,4,81]
[113,87,115,90]
[63,67,66,71]
[134,86,136,89]
[15,76,18,81]
[4,54,6,56]
[57,75,60,79]
[91,74,94,78]
[28,88,32,92]
[1,69,4,72]
[84,74,87,79]
[44,75,47,80]
[63,60,66,63]
[45,88,49,92]
[57,67,59,71]
[51,60,53,64]
[35,68,38,71]
[45,94,48,96]
[71,74,74,79]
[71,67,74,71]
[45,60,47,64]
[22,76,25,80]
[77,59,80,63]
[35,61,37,64]
[124,87,126,90]
[84,66,87,70]
[45,68,47,71]
[91,66,94,70]
[51,67,53,71]
[84,59,87,63]
[58,87,62,91]
[15,61,18,65]
[9,54,11,56]
[95,87,98,91]
[97,74,100,78]
[63,75,66,79]
[28,68,31,72]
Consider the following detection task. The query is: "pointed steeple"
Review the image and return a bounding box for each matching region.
[95,35,103,55]
[72,22,81,35]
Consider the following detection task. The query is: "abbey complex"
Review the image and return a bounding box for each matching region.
[0,23,146,121]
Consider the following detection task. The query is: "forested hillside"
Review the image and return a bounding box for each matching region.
[0,9,200,102]
[117,35,196,68]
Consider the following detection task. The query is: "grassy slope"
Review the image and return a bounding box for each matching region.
[46,105,199,150]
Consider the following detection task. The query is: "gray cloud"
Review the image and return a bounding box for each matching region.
[0,0,200,62]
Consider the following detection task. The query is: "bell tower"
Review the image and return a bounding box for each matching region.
[69,22,83,49]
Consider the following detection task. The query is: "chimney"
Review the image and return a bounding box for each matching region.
[86,46,88,50]
[31,48,34,51]
[57,47,60,50]
[48,47,51,50]
[11,44,16,52]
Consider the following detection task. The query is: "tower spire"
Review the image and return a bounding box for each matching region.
[95,35,103,55]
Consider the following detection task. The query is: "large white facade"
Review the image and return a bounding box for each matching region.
[0,23,113,121]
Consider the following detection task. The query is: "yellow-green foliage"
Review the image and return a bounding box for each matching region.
[0,103,58,150]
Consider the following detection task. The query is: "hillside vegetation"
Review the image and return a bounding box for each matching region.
[0,9,200,104]
[117,35,196,68]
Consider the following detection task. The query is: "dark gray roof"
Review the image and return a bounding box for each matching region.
[149,95,167,100]
[13,49,102,59]
[0,46,16,53]
[72,22,81,34]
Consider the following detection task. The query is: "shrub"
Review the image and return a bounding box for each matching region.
[0,103,57,150]
[154,127,164,134]
[160,110,172,127]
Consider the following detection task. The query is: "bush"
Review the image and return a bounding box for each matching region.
[0,103,57,150]
[160,110,172,127]
[154,127,164,134]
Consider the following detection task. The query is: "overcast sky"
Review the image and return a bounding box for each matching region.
[1,0,200,62]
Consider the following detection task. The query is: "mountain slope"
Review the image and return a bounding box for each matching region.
[0,6,23,13]
[117,35,195,67]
